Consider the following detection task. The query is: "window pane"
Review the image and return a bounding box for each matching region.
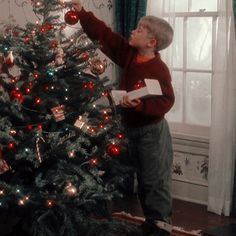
[166,71,183,123]
[172,17,183,68]
[147,0,163,15]
[164,0,218,12]
[191,0,217,12]
[164,0,188,12]
[187,17,212,70]
[186,73,211,126]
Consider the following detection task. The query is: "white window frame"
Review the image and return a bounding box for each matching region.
[147,1,219,139]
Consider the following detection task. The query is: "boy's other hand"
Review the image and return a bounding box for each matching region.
[71,0,82,12]
[120,96,141,108]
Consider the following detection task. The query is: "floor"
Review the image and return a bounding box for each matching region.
[110,193,236,234]
[1,193,236,235]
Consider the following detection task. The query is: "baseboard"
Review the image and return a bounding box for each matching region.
[172,179,208,205]
[173,195,207,206]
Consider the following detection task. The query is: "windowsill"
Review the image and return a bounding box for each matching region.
[168,123,210,154]
[171,132,209,144]
[169,122,210,143]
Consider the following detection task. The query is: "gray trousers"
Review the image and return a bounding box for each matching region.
[125,119,173,222]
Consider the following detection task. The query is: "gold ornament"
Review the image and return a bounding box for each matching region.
[9,129,17,136]
[90,58,107,75]
[64,183,77,197]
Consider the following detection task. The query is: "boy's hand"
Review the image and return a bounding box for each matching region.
[71,0,82,12]
[120,96,141,108]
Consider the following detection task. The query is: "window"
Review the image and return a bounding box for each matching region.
[147,0,218,138]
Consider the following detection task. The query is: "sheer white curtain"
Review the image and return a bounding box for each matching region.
[208,0,236,216]
[147,0,236,216]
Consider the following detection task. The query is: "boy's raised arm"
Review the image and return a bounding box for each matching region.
[70,0,133,68]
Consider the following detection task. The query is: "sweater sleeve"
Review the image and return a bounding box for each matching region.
[135,70,175,117]
[78,8,132,68]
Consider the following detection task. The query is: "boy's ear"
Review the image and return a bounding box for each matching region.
[148,39,157,48]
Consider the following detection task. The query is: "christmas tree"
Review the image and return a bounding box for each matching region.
[0,1,133,235]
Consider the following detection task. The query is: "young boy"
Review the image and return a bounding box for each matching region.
[71,1,175,235]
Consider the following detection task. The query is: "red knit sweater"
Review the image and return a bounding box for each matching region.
[78,8,175,127]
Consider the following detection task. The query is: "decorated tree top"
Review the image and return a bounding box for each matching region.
[0,1,128,235]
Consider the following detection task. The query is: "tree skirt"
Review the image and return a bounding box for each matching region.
[2,212,202,236]
[112,211,203,236]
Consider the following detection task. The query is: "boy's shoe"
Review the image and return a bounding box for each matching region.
[139,220,171,236]
[150,226,170,236]
[153,221,171,236]
[139,221,153,235]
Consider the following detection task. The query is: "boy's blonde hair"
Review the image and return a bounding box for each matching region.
[139,15,173,51]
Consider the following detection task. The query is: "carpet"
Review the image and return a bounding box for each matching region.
[112,211,202,236]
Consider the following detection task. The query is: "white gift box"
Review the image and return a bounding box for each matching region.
[74,113,88,129]
[111,79,162,106]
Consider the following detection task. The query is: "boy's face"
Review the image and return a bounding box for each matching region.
[129,23,156,51]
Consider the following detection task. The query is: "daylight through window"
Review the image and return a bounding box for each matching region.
[147,0,218,138]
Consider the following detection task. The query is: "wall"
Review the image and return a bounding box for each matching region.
[0,1,37,27]
[172,134,209,205]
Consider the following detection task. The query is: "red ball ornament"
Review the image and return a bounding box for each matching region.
[80,52,90,62]
[64,10,79,25]
[51,40,58,48]
[8,142,15,150]
[11,89,24,103]
[107,143,121,156]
